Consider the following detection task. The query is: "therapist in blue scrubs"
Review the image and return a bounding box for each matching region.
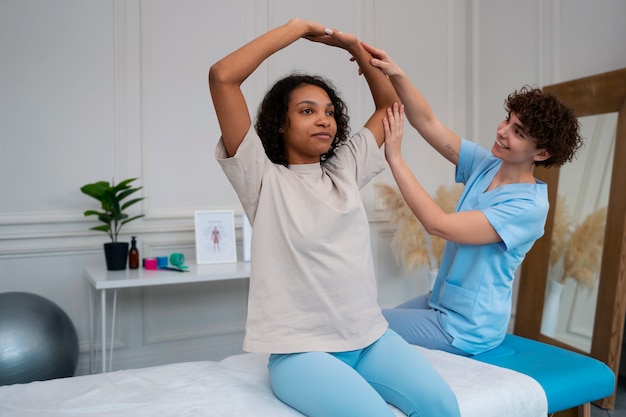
[364,42,583,356]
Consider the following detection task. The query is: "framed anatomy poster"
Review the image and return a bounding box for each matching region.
[194,210,237,264]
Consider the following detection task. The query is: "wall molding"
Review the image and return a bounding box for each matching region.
[142,279,249,345]
[143,317,246,345]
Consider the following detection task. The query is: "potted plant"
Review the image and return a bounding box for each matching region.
[81,178,145,270]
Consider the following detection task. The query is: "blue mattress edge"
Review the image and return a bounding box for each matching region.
[471,334,615,413]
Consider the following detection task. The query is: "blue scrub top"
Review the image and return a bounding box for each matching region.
[429,139,549,354]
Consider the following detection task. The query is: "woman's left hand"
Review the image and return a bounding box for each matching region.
[383,102,405,161]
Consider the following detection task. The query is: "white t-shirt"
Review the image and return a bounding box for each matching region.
[216,127,388,353]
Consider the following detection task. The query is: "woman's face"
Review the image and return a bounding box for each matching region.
[281,84,337,164]
[492,112,550,166]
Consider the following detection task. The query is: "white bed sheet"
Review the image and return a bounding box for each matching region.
[0,345,546,417]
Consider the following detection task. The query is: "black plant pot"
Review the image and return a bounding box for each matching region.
[103,242,129,271]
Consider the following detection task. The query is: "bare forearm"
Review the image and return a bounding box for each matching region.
[209,19,311,87]
[387,155,445,236]
[387,154,501,244]
[388,73,460,164]
[354,45,400,144]
[352,44,399,111]
[388,73,434,131]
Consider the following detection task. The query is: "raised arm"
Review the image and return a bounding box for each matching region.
[384,103,500,245]
[354,42,401,147]
[362,42,461,164]
[208,19,328,157]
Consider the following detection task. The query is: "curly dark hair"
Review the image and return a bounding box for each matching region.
[254,73,350,166]
[505,86,583,168]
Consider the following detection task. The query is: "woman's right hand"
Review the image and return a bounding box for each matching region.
[303,24,359,52]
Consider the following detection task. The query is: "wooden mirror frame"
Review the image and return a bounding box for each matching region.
[514,68,626,409]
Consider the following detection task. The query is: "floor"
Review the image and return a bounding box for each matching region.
[591,376,626,417]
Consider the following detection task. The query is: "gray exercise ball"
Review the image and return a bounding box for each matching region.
[0,292,79,385]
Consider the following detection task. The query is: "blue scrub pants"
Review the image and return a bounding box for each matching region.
[267,329,461,417]
[383,294,470,356]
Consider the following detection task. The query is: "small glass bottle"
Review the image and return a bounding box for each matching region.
[128,236,140,269]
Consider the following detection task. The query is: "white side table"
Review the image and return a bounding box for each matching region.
[85,262,251,373]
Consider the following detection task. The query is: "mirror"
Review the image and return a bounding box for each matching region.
[540,113,617,352]
[514,68,626,409]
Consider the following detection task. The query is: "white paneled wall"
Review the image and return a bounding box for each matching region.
[1,0,625,375]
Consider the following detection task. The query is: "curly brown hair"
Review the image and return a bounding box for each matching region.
[505,86,583,168]
[254,73,350,166]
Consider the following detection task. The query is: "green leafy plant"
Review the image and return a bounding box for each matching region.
[80,178,145,243]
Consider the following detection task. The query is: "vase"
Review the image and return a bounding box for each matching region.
[103,242,129,271]
[540,279,565,337]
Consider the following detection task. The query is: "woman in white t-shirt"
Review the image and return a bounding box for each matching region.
[209,18,460,417]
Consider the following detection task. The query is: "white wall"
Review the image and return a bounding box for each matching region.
[1,0,625,375]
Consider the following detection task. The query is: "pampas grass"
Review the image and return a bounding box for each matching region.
[431,184,463,263]
[549,195,607,291]
[375,183,463,272]
[559,206,607,291]
[549,195,573,270]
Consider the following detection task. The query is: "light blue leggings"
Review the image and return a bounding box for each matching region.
[267,329,461,417]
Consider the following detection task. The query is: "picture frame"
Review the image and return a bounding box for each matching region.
[194,210,237,264]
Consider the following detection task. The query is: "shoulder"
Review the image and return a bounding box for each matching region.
[331,128,377,158]
[483,183,549,233]
[323,128,385,187]
[457,139,497,183]
[460,139,492,165]
[215,126,263,161]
